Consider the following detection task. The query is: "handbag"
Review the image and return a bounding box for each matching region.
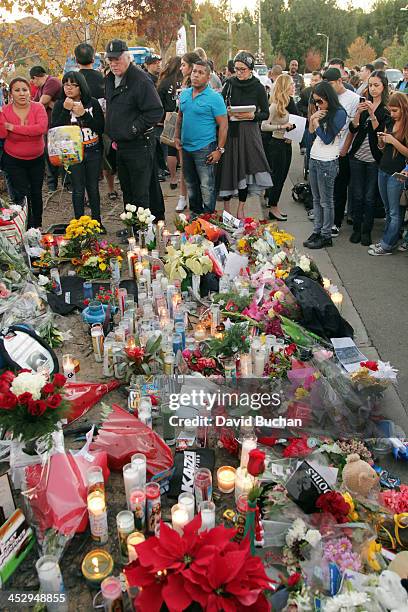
[160,111,178,147]
[400,188,408,207]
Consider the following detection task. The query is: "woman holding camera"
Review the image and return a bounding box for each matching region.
[348,70,389,246]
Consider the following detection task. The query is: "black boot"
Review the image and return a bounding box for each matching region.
[307,235,333,249]
[350,228,361,243]
[361,232,372,246]
[303,232,320,248]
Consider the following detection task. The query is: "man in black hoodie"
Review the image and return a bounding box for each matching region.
[105,39,164,218]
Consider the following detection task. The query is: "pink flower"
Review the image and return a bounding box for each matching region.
[0,283,11,299]
[242,299,263,321]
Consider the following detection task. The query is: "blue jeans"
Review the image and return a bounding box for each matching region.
[309,158,339,238]
[349,157,378,234]
[182,142,217,215]
[378,169,405,251]
[69,148,102,222]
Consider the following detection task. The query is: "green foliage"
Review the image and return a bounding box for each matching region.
[0,401,70,444]
[384,31,408,69]
[213,291,253,312]
[207,322,250,358]
[200,27,229,68]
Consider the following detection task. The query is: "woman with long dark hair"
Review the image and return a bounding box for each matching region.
[348,70,389,246]
[261,73,299,221]
[157,56,182,190]
[218,50,271,220]
[303,81,347,250]
[368,92,408,255]
[51,71,105,228]
[0,77,48,228]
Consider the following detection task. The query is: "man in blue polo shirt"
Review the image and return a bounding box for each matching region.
[175,59,228,215]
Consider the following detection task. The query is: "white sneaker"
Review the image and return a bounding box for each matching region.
[331,225,340,237]
[176,196,187,212]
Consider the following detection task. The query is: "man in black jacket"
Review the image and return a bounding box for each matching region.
[105,39,164,219]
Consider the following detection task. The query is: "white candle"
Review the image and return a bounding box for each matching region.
[217,466,236,493]
[127,251,136,280]
[178,492,195,522]
[240,353,253,377]
[171,503,189,535]
[36,556,66,597]
[234,467,256,502]
[323,277,331,290]
[253,349,266,377]
[199,501,215,532]
[130,453,146,489]
[62,354,76,381]
[87,491,108,544]
[142,268,151,295]
[240,435,257,468]
[251,337,262,362]
[127,531,145,562]
[331,291,343,312]
[123,463,144,509]
[194,324,206,341]
[128,237,136,250]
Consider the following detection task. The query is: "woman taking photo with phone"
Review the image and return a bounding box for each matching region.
[368,91,408,256]
[348,70,389,246]
[261,73,299,221]
[0,77,48,228]
[51,71,105,229]
[303,81,347,250]
[218,50,271,220]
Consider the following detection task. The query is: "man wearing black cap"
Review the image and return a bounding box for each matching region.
[104,39,165,220]
[145,54,162,85]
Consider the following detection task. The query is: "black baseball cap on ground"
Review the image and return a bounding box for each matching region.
[106,39,128,59]
[323,67,342,82]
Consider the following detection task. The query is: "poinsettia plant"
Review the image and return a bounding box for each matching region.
[124,515,272,612]
[124,335,163,381]
[0,370,70,444]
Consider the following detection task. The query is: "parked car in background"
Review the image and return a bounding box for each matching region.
[386,68,403,89]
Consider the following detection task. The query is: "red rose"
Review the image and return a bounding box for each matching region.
[125,346,145,361]
[42,383,55,394]
[247,448,266,477]
[287,572,302,588]
[360,360,378,371]
[17,392,33,405]
[53,373,67,387]
[316,491,350,523]
[46,394,62,409]
[150,395,158,406]
[285,343,297,357]
[0,371,15,384]
[0,380,11,393]
[0,392,17,410]
[27,399,47,416]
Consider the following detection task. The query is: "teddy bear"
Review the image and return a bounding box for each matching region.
[375,570,408,611]
[342,453,379,497]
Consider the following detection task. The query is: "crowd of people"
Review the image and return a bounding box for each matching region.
[0,39,407,256]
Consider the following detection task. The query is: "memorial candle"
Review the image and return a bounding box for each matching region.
[171,503,189,535]
[217,466,236,493]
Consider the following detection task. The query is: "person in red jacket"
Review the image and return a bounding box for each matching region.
[0,77,48,228]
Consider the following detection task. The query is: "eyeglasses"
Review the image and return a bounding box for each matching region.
[64,83,80,87]
[235,67,249,73]
[313,98,324,104]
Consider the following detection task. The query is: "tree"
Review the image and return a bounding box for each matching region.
[118,0,193,59]
[346,36,376,67]
[233,23,273,66]
[304,49,322,71]
[261,0,284,51]
[200,27,229,69]
[383,31,408,69]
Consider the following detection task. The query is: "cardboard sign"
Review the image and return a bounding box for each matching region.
[0,509,35,587]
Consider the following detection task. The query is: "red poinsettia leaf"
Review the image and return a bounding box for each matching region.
[207,593,237,612]
[199,524,235,548]
[134,537,161,567]
[162,572,193,612]
[134,584,164,612]
[182,513,202,538]
[156,521,184,559]
[124,561,155,588]
[207,551,246,589]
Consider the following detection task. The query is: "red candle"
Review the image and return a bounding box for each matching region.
[145,482,161,536]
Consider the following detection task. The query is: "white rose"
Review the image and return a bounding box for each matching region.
[120,212,127,221]
[38,275,49,286]
[299,256,311,272]
[137,207,144,215]
[126,212,133,219]
[126,204,136,213]
[304,529,321,547]
[179,214,187,222]
[11,372,46,401]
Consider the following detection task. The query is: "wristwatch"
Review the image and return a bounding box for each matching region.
[216,146,225,154]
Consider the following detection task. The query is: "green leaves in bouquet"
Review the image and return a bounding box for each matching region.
[207,322,250,358]
[280,316,327,348]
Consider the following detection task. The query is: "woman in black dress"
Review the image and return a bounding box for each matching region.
[218,51,272,220]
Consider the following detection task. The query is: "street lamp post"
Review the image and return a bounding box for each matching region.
[228,0,232,59]
[258,0,262,61]
[190,24,197,50]
[317,32,329,67]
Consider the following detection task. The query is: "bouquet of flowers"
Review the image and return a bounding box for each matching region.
[164,243,213,281]
[0,370,69,445]
[120,205,155,230]
[125,335,163,380]
[60,216,102,258]
[174,213,189,232]
[73,240,123,280]
[124,517,272,612]
[350,360,398,394]
[283,518,322,569]
[182,348,221,377]
[83,286,115,307]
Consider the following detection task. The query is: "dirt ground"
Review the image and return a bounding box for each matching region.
[5,177,243,611]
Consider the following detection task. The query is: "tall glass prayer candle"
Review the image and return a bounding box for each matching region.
[86,466,105,495]
[123,463,143,509]
[146,482,161,536]
[253,348,266,377]
[127,531,145,562]
[116,511,135,564]
[130,453,147,489]
[87,491,108,544]
[81,549,113,588]
[239,353,253,377]
[171,503,189,535]
[129,487,146,531]
[178,492,195,522]
[194,468,212,510]
[36,555,68,611]
[128,237,136,251]
[127,251,137,280]
[199,501,215,532]
[62,354,76,381]
[234,467,256,502]
[240,434,257,468]
[100,576,124,612]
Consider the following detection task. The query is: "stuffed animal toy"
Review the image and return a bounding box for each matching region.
[375,570,408,611]
[389,551,408,580]
[342,453,379,497]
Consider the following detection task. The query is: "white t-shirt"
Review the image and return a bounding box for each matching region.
[338,89,359,151]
